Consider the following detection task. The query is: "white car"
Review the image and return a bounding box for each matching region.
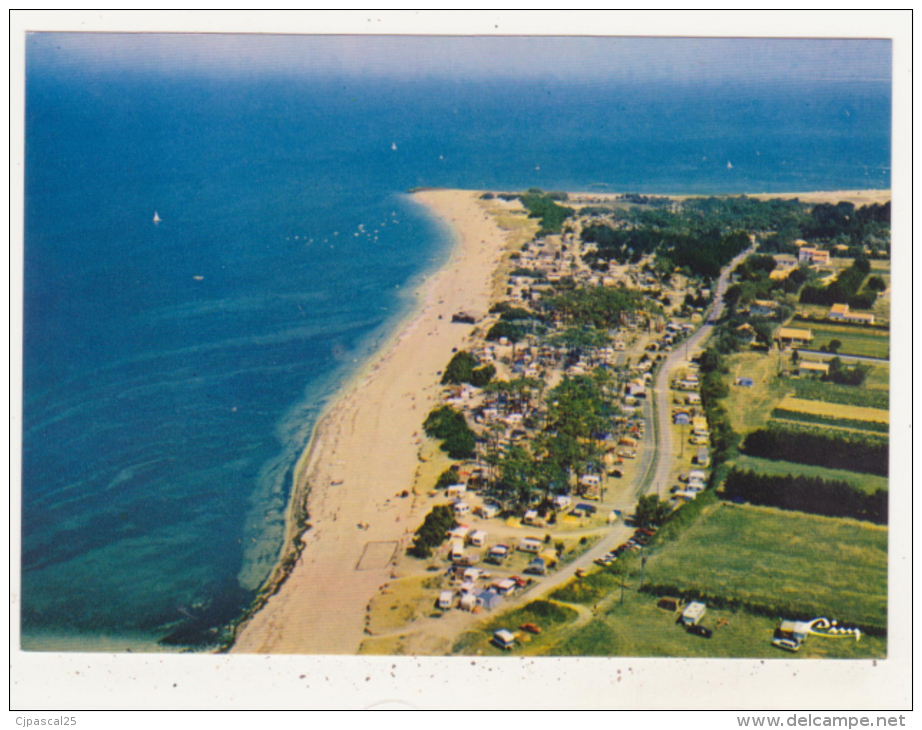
[772,637,801,653]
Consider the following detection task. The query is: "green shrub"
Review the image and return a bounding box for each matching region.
[409,504,457,559]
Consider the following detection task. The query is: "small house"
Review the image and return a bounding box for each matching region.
[798,361,829,377]
[798,246,830,265]
[749,300,779,318]
[829,303,850,321]
[776,327,814,347]
[681,601,707,626]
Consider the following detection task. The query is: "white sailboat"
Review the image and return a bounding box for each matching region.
[153,211,161,224]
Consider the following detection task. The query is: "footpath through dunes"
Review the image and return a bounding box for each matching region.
[231,190,509,654]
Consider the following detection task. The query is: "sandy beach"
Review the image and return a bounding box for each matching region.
[231,190,510,654]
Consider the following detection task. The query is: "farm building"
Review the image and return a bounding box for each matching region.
[829,303,876,325]
[749,300,779,318]
[776,327,814,346]
[798,246,830,265]
[798,361,830,376]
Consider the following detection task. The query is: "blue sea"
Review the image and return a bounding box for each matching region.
[21,34,891,650]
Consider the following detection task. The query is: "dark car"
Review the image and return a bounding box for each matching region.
[687,624,713,639]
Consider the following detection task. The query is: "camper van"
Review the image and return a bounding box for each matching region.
[468,530,487,547]
[487,544,510,565]
[446,483,467,499]
[450,540,466,562]
[681,602,707,627]
[517,537,543,553]
[453,501,471,516]
[492,629,516,651]
[437,591,454,610]
[476,503,500,519]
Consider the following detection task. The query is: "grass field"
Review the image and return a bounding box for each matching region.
[796,322,890,359]
[641,502,888,629]
[451,599,579,655]
[776,395,888,424]
[723,352,786,434]
[546,591,885,659]
[729,455,888,495]
[784,377,889,410]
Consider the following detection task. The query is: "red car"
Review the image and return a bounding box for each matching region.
[520,623,542,635]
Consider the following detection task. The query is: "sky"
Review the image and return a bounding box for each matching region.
[26,33,891,86]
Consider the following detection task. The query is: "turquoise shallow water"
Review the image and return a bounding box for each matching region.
[21,34,890,650]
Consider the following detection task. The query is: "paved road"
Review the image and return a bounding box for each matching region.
[647,245,755,494]
[792,349,889,365]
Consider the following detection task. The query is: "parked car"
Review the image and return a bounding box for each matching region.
[772,637,801,652]
[687,624,713,639]
[520,623,542,635]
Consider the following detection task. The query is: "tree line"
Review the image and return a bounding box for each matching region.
[722,468,887,525]
[741,426,888,477]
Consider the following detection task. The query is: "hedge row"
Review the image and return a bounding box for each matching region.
[722,468,888,525]
[741,426,888,477]
[770,408,889,434]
